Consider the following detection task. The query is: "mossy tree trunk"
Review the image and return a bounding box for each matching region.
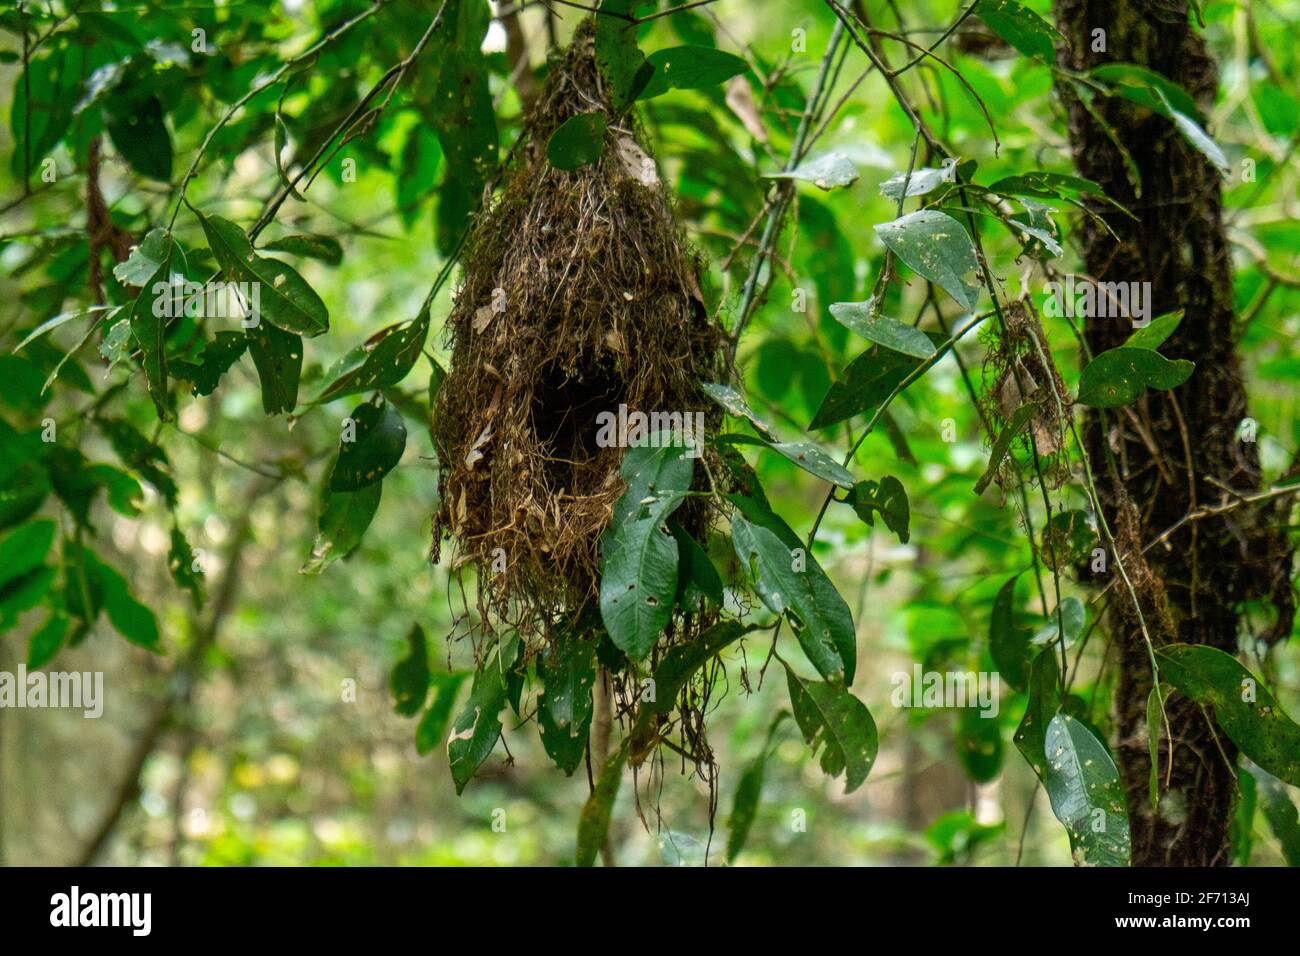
[1053,0,1291,865]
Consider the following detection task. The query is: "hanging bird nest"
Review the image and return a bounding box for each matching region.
[431,23,729,648]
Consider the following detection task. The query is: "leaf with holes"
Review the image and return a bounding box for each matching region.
[1076,346,1194,407]
[845,476,910,544]
[547,111,607,171]
[245,322,302,415]
[830,301,936,359]
[328,397,407,492]
[193,210,328,336]
[639,45,748,100]
[732,513,855,684]
[311,309,430,404]
[1157,644,1300,786]
[262,233,343,265]
[599,440,693,660]
[447,651,508,794]
[1014,650,1060,779]
[128,251,174,421]
[875,210,981,310]
[785,665,877,794]
[974,0,1063,61]
[720,434,854,489]
[1042,713,1131,866]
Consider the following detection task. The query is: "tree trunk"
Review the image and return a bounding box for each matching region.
[1052,0,1293,865]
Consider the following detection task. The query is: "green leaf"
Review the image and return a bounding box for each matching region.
[1124,309,1183,350]
[1232,765,1257,866]
[594,0,652,112]
[0,518,56,591]
[874,210,981,311]
[1156,644,1300,786]
[1253,767,1300,866]
[1155,88,1230,176]
[973,0,1064,61]
[14,305,117,354]
[633,621,753,738]
[1039,509,1097,571]
[174,331,248,397]
[598,439,694,659]
[576,741,629,866]
[1092,62,1196,112]
[958,706,1004,783]
[168,525,204,607]
[391,623,430,717]
[845,476,910,544]
[638,45,748,100]
[719,433,854,489]
[599,488,686,661]
[416,673,469,756]
[70,546,162,651]
[328,397,407,492]
[26,613,69,670]
[809,337,934,431]
[829,301,936,359]
[245,322,302,415]
[447,651,509,794]
[990,573,1032,692]
[610,437,696,527]
[261,233,343,265]
[397,125,442,228]
[1076,346,1195,407]
[879,165,954,201]
[701,381,777,440]
[0,566,54,626]
[1147,684,1165,813]
[311,309,430,405]
[113,228,172,287]
[429,45,499,192]
[1032,595,1086,649]
[974,400,1039,495]
[539,628,597,732]
[732,513,856,683]
[766,150,859,190]
[784,664,878,794]
[104,93,172,182]
[1014,650,1060,778]
[301,482,382,575]
[538,630,597,774]
[670,521,723,610]
[129,251,174,421]
[727,712,787,862]
[1042,713,1131,866]
[547,111,607,171]
[193,210,329,336]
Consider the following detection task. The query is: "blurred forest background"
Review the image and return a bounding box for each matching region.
[1,0,1298,866]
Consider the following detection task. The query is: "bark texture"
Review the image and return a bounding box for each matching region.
[1052,0,1293,865]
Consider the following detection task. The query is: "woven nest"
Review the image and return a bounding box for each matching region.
[431,24,729,647]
